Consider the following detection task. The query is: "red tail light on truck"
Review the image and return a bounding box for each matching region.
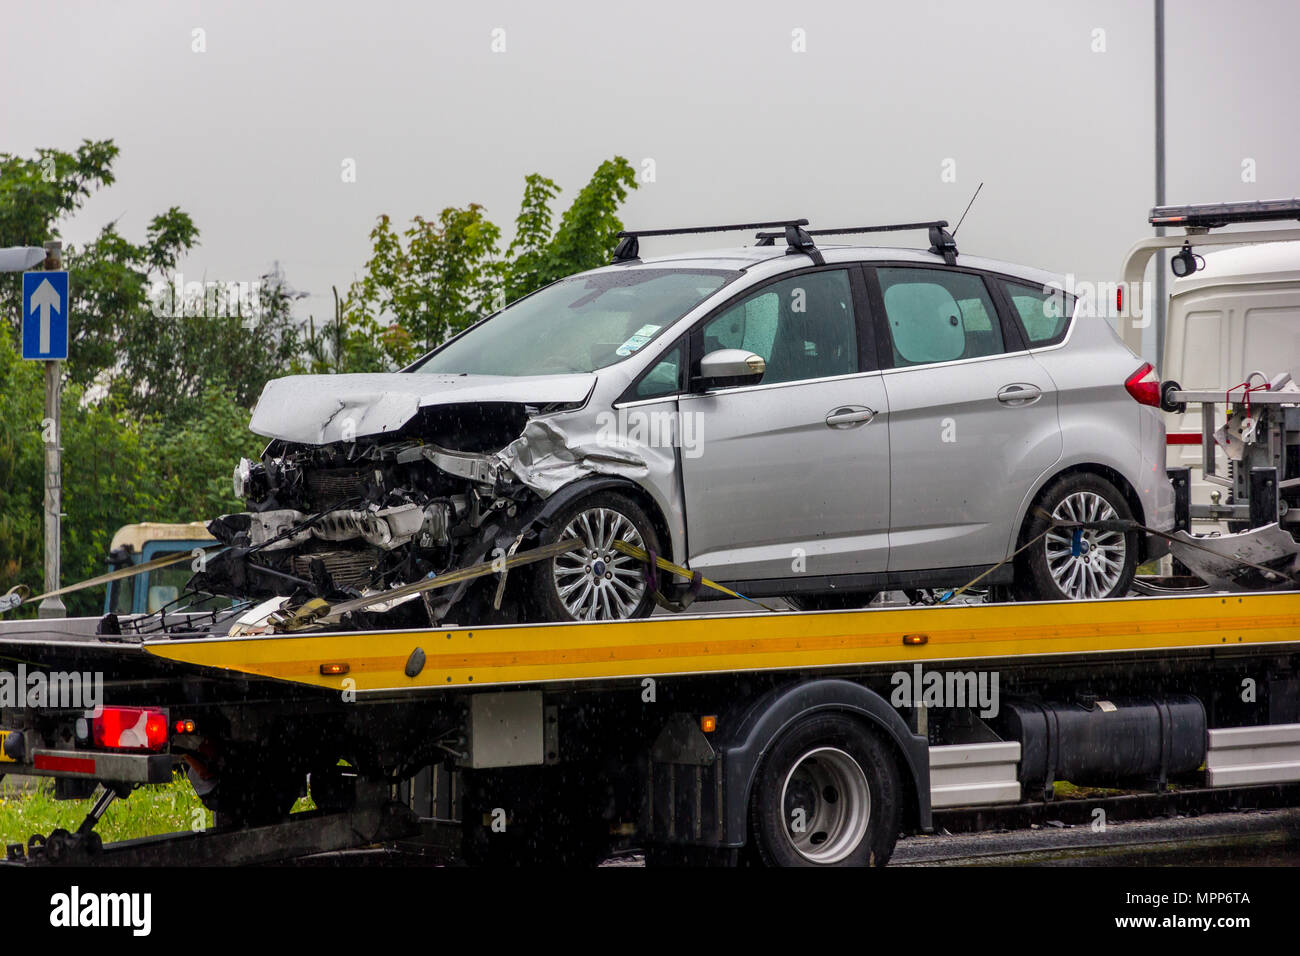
[92,706,169,752]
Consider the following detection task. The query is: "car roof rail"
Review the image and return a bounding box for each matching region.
[755,219,959,265]
[1149,198,1300,231]
[612,219,823,265]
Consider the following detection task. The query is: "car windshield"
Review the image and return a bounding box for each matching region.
[410,268,736,376]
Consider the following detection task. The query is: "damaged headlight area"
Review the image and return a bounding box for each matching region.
[192,403,553,629]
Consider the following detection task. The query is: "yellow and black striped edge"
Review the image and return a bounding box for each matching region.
[142,592,1300,696]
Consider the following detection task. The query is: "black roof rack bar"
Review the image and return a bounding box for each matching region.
[616,219,809,239]
[753,219,949,241]
[755,219,959,265]
[613,219,817,264]
[804,219,949,237]
[1150,198,1300,230]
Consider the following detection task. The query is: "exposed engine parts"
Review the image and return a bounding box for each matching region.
[193,404,547,629]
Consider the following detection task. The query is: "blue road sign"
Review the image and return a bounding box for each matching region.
[22,270,69,360]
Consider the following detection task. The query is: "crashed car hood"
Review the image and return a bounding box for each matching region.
[249,372,597,444]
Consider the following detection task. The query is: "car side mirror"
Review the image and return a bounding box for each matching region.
[696,348,766,390]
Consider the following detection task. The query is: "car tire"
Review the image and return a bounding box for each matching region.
[1014,473,1139,601]
[528,491,661,623]
[748,713,902,867]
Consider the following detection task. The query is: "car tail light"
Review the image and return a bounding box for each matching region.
[92,706,169,752]
[1125,363,1161,407]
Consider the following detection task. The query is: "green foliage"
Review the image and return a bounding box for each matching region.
[345,156,638,370]
[504,173,561,301]
[0,335,263,616]
[0,772,315,845]
[295,287,391,375]
[536,157,638,290]
[0,139,118,254]
[139,385,265,520]
[0,337,44,590]
[0,141,303,431]
[0,335,157,615]
[346,206,503,366]
[114,276,303,420]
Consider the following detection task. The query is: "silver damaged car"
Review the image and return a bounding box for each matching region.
[201,220,1175,626]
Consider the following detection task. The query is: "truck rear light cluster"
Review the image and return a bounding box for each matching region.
[1125,363,1161,407]
[92,706,169,752]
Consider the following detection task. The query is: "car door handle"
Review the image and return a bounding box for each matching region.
[996,383,1042,406]
[825,405,876,428]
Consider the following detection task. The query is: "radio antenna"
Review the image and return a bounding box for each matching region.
[952,182,984,237]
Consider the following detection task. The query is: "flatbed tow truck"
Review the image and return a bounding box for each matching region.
[3,202,1300,868]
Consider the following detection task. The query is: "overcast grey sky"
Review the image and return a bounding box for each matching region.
[3,0,1298,358]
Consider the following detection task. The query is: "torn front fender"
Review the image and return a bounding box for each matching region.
[496,416,654,496]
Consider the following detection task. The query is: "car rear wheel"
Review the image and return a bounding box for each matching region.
[528,491,661,622]
[1015,473,1138,601]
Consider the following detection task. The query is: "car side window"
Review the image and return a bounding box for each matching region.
[634,344,683,399]
[877,268,1004,367]
[1001,279,1074,346]
[700,270,858,386]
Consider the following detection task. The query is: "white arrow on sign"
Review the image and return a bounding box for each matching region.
[29,278,62,354]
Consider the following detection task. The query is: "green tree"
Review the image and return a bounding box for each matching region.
[296,286,391,375]
[347,206,502,366]
[1,141,304,428]
[347,156,639,370]
[504,173,561,301]
[534,157,638,292]
[0,334,162,616]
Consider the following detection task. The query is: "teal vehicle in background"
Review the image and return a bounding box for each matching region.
[104,522,217,616]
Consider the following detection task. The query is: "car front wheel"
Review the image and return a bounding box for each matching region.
[529,491,661,622]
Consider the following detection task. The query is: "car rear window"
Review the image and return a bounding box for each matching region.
[1000,279,1074,346]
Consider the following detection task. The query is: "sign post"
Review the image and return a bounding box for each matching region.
[21,242,68,618]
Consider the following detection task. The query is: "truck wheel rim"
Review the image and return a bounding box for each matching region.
[1044,491,1126,599]
[779,746,871,864]
[553,508,647,620]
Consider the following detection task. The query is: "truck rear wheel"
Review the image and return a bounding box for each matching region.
[748,713,901,867]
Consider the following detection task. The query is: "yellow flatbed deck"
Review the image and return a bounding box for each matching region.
[142,591,1300,696]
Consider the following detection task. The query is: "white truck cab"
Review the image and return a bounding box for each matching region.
[1163,240,1300,511]
[1118,200,1300,529]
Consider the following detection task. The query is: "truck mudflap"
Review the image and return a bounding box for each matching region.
[646,679,931,848]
